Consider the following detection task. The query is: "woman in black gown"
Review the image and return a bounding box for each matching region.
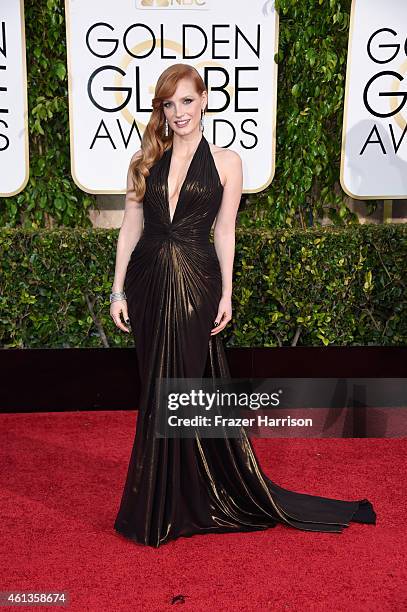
[110,63,376,548]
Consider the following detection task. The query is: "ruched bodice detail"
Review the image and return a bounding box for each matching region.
[142,133,223,239]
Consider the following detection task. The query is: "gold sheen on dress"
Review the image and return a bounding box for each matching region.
[114,134,376,547]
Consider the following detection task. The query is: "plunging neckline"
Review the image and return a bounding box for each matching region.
[165,134,205,224]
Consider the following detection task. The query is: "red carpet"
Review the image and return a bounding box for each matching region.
[1,411,406,611]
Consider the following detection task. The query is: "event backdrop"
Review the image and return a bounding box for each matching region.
[1,0,407,201]
[341,0,407,199]
[64,0,279,194]
[0,0,29,197]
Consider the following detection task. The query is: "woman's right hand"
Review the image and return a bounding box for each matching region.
[110,299,131,333]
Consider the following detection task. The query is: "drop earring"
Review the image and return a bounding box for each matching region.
[164,117,169,137]
[200,109,205,132]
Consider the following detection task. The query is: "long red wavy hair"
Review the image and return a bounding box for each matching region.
[129,63,208,201]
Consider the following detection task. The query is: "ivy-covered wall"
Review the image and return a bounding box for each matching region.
[0,0,365,229]
[0,0,94,229]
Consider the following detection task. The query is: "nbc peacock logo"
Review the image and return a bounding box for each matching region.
[137,0,207,7]
[141,0,170,5]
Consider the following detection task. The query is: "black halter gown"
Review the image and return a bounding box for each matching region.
[114,133,376,547]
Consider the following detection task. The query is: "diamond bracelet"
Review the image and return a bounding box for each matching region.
[110,291,127,304]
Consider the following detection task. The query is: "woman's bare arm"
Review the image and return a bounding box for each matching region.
[110,150,144,332]
[211,150,243,334]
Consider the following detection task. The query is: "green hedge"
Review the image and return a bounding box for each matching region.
[1,224,406,348]
[0,0,368,229]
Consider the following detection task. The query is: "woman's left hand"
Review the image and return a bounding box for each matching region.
[211,295,232,335]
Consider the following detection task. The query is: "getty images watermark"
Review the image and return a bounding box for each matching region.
[164,385,312,428]
[153,377,407,439]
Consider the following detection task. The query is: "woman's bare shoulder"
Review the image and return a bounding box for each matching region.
[208,141,240,159]
[208,142,241,187]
